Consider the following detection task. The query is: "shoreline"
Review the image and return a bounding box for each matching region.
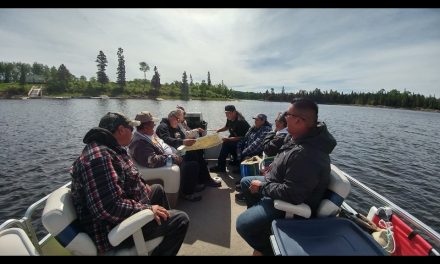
[2,95,439,113]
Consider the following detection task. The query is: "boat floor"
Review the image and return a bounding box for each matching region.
[176,165,252,256]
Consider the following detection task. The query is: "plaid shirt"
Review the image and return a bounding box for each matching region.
[238,124,272,158]
[70,139,152,253]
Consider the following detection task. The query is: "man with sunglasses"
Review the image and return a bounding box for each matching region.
[70,112,189,255]
[236,98,337,256]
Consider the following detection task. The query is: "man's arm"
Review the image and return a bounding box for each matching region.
[262,152,321,205]
[132,140,167,168]
[216,126,228,133]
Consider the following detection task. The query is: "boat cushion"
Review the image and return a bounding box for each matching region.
[316,165,351,217]
[42,187,97,255]
[271,217,387,256]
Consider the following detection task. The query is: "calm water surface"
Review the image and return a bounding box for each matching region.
[0,99,439,234]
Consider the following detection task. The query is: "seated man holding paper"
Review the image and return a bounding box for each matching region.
[156,111,221,188]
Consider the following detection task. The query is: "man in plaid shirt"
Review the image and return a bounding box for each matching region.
[70,112,189,255]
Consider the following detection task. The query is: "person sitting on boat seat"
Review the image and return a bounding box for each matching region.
[210,105,251,173]
[235,112,288,193]
[156,111,221,188]
[233,114,272,173]
[233,113,272,192]
[236,98,337,256]
[129,111,203,202]
[70,112,189,255]
[175,106,205,139]
[263,111,290,158]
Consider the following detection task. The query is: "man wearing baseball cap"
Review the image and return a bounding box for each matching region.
[129,111,203,202]
[70,112,189,255]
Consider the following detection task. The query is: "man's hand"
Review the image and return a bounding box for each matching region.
[151,205,170,225]
[261,163,273,176]
[249,180,262,194]
[183,139,196,146]
[197,128,205,134]
[172,154,182,165]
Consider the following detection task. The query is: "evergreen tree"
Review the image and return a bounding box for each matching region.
[116,47,126,90]
[96,51,109,87]
[181,71,189,98]
[207,71,211,86]
[57,64,71,92]
[139,61,150,95]
[200,80,207,98]
[31,62,44,76]
[151,66,161,97]
[190,74,194,86]
[18,63,31,85]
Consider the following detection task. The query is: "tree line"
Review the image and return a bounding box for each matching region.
[230,87,439,110]
[1,51,439,110]
[0,48,229,99]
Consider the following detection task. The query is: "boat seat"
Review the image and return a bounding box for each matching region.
[135,162,180,208]
[0,228,39,255]
[270,217,387,256]
[270,164,378,255]
[273,164,351,219]
[42,187,163,255]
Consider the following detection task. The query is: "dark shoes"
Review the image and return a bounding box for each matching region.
[194,184,206,192]
[235,180,242,191]
[181,193,202,202]
[235,192,246,203]
[210,165,226,173]
[205,178,222,187]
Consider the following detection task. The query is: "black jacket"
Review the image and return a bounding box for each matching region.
[262,122,337,216]
[156,118,186,149]
[263,131,290,157]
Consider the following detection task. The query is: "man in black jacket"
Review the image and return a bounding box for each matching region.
[236,98,337,256]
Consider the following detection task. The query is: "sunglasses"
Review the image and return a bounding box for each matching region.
[285,112,305,121]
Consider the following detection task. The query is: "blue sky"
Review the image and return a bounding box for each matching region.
[1,8,439,96]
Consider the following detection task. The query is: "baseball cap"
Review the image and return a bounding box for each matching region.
[252,113,267,122]
[135,111,160,124]
[99,112,140,132]
[224,105,236,112]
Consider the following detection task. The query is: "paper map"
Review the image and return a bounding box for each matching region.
[178,133,223,152]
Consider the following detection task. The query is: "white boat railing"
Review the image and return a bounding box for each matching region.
[334,164,440,253]
[0,182,71,255]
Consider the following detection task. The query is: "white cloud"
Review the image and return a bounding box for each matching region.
[1,8,439,96]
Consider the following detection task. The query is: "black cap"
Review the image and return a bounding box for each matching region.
[252,113,267,122]
[225,105,236,112]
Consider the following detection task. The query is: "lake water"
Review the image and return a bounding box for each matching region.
[0,99,439,234]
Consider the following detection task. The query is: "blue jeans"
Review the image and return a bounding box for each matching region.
[236,176,285,255]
